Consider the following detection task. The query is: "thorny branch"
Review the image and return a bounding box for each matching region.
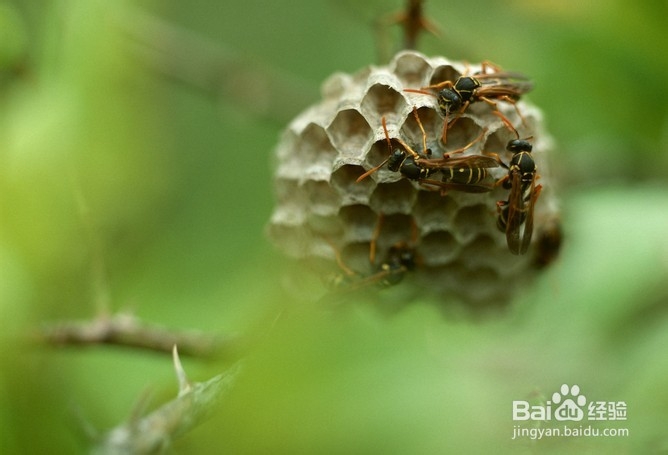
[395,0,440,50]
[90,347,242,455]
[38,312,238,359]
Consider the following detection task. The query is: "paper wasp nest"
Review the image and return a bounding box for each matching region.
[268,50,560,310]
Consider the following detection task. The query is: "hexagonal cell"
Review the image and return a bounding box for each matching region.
[416,262,462,297]
[391,51,432,88]
[274,128,299,162]
[302,179,340,215]
[369,179,417,214]
[301,163,334,185]
[273,177,307,206]
[266,221,311,258]
[482,126,511,158]
[338,204,377,244]
[275,155,305,181]
[452,204,496,244]
[412,190,457,234]
[339,240,375,276]
[371,213,417,255]
[458,233,506,270]
[360,83,408,119]
[400,106,441,149]
[417,229,459,266]
[455,265,506,306]
[399,106,440,157]
[330,163,374,204]
[438,116,486,154]
[321,72,352,101]
[326,108,374,158]
[306,212,342,237]
[297,122,338,166]
[361,137,393,175]
[429,64,461,87]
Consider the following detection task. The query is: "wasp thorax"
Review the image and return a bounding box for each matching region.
[454,76,481,101]
[511,152,536,178]
[268,50,560,311]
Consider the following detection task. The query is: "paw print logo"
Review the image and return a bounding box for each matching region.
[552,384,587,421]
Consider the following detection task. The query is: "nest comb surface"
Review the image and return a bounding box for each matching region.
[268,50,560,309]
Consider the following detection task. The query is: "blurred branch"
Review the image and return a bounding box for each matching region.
[392,0,440,50]
[38,312,239,359]
[116,7,318,124]
[91,347,241,455]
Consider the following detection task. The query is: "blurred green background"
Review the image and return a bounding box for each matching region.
[1,0,667,453]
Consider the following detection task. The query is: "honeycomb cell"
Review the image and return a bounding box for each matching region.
[298,122,337,166]
[428,64,461,87]
[303,179,340,215]
[417,230,459,266]
[371,213,417,253]
[452,204,496,244]
[412,190,458,234]
[439,117,486,153]
[362,138,393,174]
[326,108,374,157]
[456,266,506,306]
[338,204,377,244]
[306,212,342,237]
[369,179,417,215]
[417,262,462,296]
[360,83,408,119]
[267,218,310,258]
[391,51,431,87]
[275,128,299,162]
[330,163,374,205]
[483,127,511,158]
[340,241,375,276]
[273,177,306,206]
[399,107,437,156]
[458,234,506,270]
[321,72,352,101]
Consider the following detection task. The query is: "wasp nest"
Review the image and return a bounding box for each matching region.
[268,50,560,310]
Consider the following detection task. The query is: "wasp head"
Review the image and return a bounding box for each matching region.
[436,89,462,116]
[507,139,533,153]
[387,149,407,172]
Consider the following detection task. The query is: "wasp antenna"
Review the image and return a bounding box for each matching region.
[381,116,392,150]
[404,88,436,97]
[356,157,390,183]
[324,237,357,277]
[411,106,428,156]
[492,110,519,139]
[444,127,486,157]
[369,213,386,265]
[395,137,420,159]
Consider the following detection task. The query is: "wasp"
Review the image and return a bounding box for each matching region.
[357,107,500,193]
[325,209,420,297]
[494,117,541,255]
[325,239,417,294]
[404,61,533,144]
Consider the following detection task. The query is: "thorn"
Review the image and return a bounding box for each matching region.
[172,345,191,396]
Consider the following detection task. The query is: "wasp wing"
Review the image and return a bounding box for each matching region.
[518,182,542,254]
[504,171,526,254]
